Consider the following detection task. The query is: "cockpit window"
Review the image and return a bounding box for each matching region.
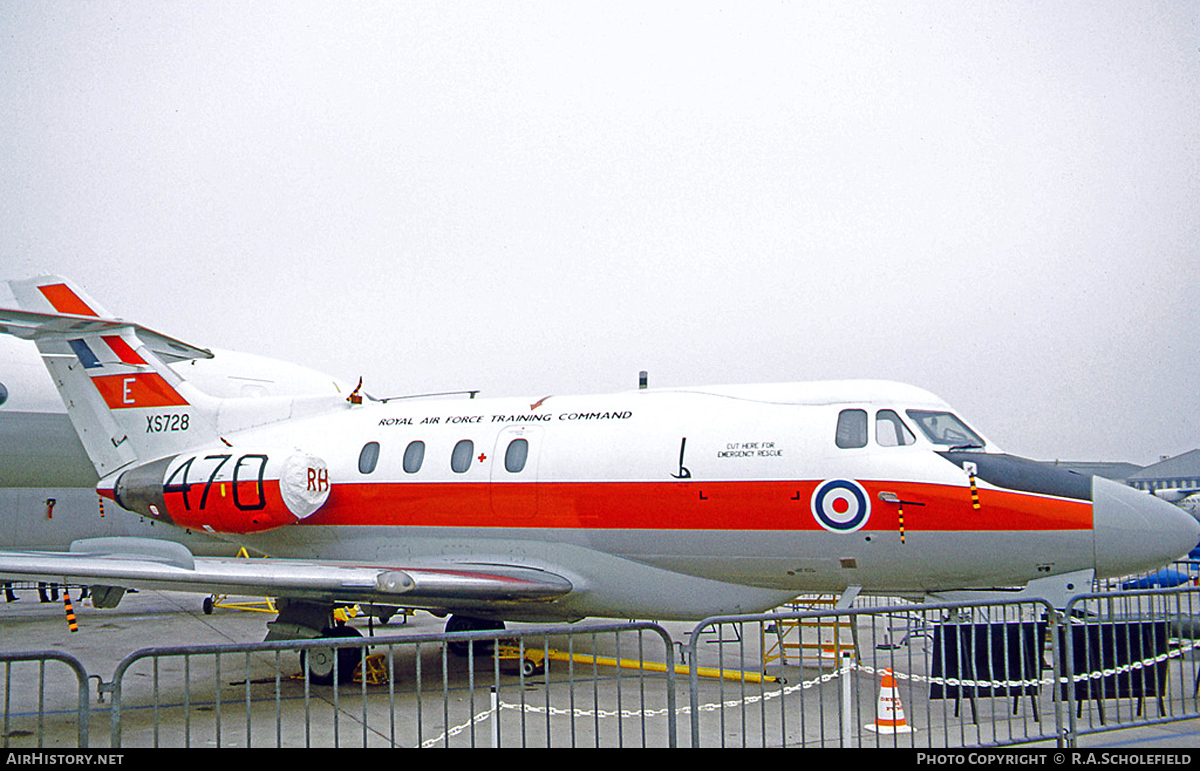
[835,409,868,449]
[876,410,916,447]
[905,410,985,448]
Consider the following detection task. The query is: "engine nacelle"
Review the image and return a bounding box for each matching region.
[107,448,331,534]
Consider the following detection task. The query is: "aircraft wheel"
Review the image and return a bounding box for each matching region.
[202,597,214,615]
[301,625,363,685]
[445,615,505,657]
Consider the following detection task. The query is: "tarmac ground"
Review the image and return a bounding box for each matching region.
[2,584,1199,750]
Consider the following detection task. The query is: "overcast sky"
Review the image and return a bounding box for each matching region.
[1,2,1197,465]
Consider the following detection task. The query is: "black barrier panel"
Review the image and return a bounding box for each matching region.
[929,621,1046,719]
[1059,620,1170,720]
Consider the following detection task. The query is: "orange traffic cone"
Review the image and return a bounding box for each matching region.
[864,669,913,734]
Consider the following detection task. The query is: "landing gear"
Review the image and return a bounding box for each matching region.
[266,599,366,685]
[300,625,363,685]
[445,615,505,657]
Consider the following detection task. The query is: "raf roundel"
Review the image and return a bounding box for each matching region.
[811,479,871,533]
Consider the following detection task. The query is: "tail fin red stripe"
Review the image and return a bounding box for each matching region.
[37,284,99,316]
[91,373,189,409]
[101,335,147,365]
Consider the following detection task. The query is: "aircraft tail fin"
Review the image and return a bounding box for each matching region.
[1,276,344,479]
[2,276,223,477]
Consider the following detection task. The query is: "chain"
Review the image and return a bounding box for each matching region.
[419,637,1200,746]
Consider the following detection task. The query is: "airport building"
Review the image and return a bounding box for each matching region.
[1043,459,1142,483]
[1126,448,1200,493]
[1044,449,1200,493]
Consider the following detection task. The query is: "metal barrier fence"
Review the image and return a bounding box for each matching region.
[1061,586,1200,747]
[686,598,1062,748]
[0,650,90,748]
[107,621,677,748]
[685,586,1200,748]
[4,585,1200,748]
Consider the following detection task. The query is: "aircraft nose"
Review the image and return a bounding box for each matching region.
[1092,476,1200,578]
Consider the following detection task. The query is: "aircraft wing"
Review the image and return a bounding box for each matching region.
[0,538,574,609]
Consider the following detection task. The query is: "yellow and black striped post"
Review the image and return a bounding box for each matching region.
[64,588,78,633]
[962,462,982,510]
[898,504,906,543]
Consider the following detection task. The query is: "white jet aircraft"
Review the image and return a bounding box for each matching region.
[1,276,1196,674]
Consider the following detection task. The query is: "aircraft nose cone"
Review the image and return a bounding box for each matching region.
[1092,476,1200,577]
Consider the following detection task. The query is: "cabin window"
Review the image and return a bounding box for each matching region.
[451,439,474,473]
[875,410,916,447]
[905,410,986,448]
[505,438,529,473]
[358,441,381,474]
[835,409,868,449]
[403,441,425,474]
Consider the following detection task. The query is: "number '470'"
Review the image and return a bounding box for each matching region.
[163,454,268,511]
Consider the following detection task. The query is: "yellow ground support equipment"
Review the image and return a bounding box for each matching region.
[497,645,779,683]
[203,595,277,615]
[354,654,392,685]
[762,595,857,668]
[202,547,280,615]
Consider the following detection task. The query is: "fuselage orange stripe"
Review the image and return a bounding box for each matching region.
[283,479,1093,532]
